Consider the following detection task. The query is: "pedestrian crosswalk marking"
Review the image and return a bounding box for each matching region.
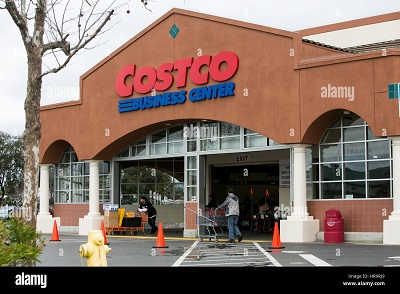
[299,253,332,266]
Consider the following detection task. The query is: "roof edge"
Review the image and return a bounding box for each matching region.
[296,11,400,36]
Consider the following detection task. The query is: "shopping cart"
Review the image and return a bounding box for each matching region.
[184,206,227,242]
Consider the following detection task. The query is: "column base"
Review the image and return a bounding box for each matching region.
[79,215,104,235]
[383,217,400,244]
[36,215,61,234]
[183,229,198,238]
[280,216,320,242]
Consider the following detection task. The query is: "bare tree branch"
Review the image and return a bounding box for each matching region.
[4,1,30,48]
[41,6,114,76]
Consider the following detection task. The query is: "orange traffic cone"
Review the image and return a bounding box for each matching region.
[100,221,110,245]
[50,220,61,241]
[153,222,168,248]
[268,221,284,249]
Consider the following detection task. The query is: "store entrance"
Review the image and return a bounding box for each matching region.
[210,163,279,230]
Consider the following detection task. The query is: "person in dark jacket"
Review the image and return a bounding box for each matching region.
[217,188,243,243]
[137,196,158,235]
[206,194,218,208]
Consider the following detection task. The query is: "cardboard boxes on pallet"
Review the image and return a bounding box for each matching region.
[104,205,119,227]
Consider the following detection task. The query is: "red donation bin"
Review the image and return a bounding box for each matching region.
[324,208,344,243]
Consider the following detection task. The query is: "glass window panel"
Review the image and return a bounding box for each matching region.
[135,145,146,156]
[344,181,366,198]
[321,163,342,181]
[307,183,320,199]
[368,141,390,159]
[145,184,156,198]
[187,156,197,169]
[200,139,218,151]
[136,138,146,145]
[119,149,129,157]
[173,160,184,173]
[84,163,90,175]
[320,144,341,162]
[72,191,84,203]
[172,172,184,184]
[100,175,111,189]
[150,143,166,155]
[151,130,166,143]
[62,191,70,203]
[268,138,277,146]
[245,128,257,135]
[121,194,136,205]
[368,160,390,179]
[321,129,341,144]
[173,183,184,204]
[343,115,364,127]
[306,146,318,164]
[321,182,342,199]
[71,176,83,190]
[306,164,315,182]
[60,152,70,163]
[168,125,183,141]
[344,162,365,180]
[220,122,240,136]
[168,142,183,154]
[59,164,70,176]
[121,183,138,195]
[187,186,197,201]
[84,176,89,189]
[187,141,197,152]
[368,180,390,198]
[100,162,110,174]
[187,170,197,186]
[221,137,240,150]
[245,135,266,148]
[329,118,341,128]
[72,163,81,176]
[101,190,111,203]
[367,127,377,140]
[60,178,70,190]
[200,122,219,139]
[343,126,365,142]
[71,152,78,162]
[343,142,365,161]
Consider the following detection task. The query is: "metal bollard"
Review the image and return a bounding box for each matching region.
[79,230,111,266]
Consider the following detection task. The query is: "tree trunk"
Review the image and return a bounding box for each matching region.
[23,48,43,230]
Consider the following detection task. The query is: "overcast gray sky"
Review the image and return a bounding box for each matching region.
[1,0,400,135]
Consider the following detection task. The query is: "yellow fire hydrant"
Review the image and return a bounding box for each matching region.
[79,230,111,267]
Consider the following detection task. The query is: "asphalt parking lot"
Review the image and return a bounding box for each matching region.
[35,232,400,268]
[2,231,400,292]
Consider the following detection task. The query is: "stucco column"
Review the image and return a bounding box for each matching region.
[37,164,60,234]
[291,145,309,218]
[383,137,400,244]
[79,160,103,235]
[389,137,400,217]
[88,160,101,217]
[38,164,51,216]
[280,144,319,242]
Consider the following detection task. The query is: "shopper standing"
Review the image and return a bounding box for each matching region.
[217,188,243,243]
[137,196,158,235]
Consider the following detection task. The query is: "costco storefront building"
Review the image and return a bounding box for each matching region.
[37,8,400,244]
